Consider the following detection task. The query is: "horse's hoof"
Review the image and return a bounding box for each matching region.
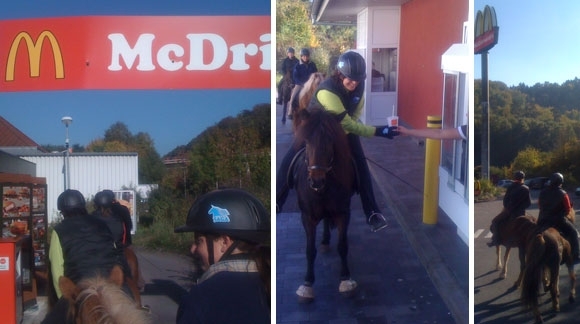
[339,279,358,297]
[319,244,330,253]
[499,272,506,279]
[296,285,315,303]
[570,295,575,303]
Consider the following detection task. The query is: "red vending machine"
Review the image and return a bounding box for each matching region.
[0,237,24,324]
[1,174,48,309]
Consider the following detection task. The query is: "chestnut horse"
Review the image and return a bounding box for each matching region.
[521,227,576,324]
[291,106,357,302]
[491,209,575,286]
[59,265,152,324]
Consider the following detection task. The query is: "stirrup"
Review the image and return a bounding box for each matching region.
[368,212,388,232]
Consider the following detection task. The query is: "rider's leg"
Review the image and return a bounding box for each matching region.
[276,78,283,104]
[276,142,300,213]
[347,134,388,232]
[561,219,580,261]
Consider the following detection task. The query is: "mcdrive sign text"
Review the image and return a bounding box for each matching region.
[0,16,270,91]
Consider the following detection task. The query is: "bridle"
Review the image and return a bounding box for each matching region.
[304,144,334,192]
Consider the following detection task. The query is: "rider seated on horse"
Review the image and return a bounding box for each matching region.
[488,170,531,247]
[537,172,580,264]
[43,189,128,324]
[277,47,298,105]
[276,51,399,232]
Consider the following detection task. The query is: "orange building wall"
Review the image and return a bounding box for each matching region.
[398,0,468,129]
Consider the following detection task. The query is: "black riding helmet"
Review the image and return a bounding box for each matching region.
[549,172,564,187]
[337,51,366,82]
[300,48,310,57]
[514,170,525,181]
[57,189,86,213]
[287,47,295,54]
[94,190,114,208]
[175,188,270,244]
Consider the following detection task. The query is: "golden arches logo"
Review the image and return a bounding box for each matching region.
[5,30,64,81]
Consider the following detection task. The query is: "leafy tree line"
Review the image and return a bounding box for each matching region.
[163,103,271,205]
[276,0,356,77]
[475,79,580,187]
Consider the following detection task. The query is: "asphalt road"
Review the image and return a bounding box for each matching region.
[474,189,580,324]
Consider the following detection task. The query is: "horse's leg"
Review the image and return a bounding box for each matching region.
[496,245,502,270]
[550,263,560,312]
[336,213,357,296]
[319,218,331,253]
[296,219,317,302]
[281,100,287,124]
[514,247,526,288]
[500,246,511,279]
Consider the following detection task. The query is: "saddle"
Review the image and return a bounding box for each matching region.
[287,147,360,192]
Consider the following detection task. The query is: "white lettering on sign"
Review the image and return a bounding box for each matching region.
[108,33,271,72]
[0,257,9,271]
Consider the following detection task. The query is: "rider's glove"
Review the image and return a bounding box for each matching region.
[374,126,399,139]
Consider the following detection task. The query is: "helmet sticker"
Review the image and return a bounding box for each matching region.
[338,61,345,69]
[208,205,231,223]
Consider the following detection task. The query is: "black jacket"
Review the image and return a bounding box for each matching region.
[53,214,122,284]
[502,181,531,217]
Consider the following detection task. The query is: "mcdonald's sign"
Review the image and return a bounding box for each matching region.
[0,16,270,92]
[474,6,499,54]
[5,31,64,81]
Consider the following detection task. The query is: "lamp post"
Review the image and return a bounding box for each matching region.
[61,116,73,190]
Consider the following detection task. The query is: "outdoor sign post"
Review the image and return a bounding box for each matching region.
[475,5,498,181]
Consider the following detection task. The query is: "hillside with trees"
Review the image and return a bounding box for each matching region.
[475,78,580,186]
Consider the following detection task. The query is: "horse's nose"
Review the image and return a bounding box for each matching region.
[308,176,326,192]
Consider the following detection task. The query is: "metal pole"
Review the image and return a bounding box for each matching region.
[481,52,490,180]
[65,125,70,190]
[423,115,442,225]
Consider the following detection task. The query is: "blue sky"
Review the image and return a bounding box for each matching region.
[0,0,271,156]
[474,1,580,87]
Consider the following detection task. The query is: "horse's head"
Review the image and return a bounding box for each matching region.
[60,265,151,324]
[295,106,350,192]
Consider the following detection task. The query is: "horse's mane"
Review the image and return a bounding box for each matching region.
[71,275,152,324]
[295,106,353,187]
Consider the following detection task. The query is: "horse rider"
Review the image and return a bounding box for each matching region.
[174,188,270,324]
[277,47,298,105]
[276,51,399,232]
[537,172,580,264]
[43,189,125,324]
[92,191,134,278]
[288,48,318,120]
[487,170,531,247]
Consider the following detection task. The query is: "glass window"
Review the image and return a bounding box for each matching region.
[370,48,397,92]
[441,72,468,197]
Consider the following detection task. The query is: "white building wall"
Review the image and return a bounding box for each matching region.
[20,153,139,223]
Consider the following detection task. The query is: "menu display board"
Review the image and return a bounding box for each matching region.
[1,183,47,270]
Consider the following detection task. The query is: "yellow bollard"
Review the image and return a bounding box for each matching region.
[423,116,442,225]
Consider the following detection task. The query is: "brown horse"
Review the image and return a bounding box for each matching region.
[491,212,538,286]
[59,265,152,324]
[292,106,357,302]
[491,209,575,285]
[521,227,576,324]
[280,71,293,125]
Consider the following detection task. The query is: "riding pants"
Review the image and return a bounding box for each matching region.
[557,219,580,258]
[347,134,382,217]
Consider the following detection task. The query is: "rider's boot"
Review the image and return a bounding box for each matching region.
[486,234,500,247]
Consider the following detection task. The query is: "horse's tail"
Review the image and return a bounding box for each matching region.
[521,233,546,310]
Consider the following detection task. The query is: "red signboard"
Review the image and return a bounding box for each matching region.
[0,16,270,91]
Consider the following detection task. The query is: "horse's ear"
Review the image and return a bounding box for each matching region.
[59,276,78,300]
[109,265,124,287]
